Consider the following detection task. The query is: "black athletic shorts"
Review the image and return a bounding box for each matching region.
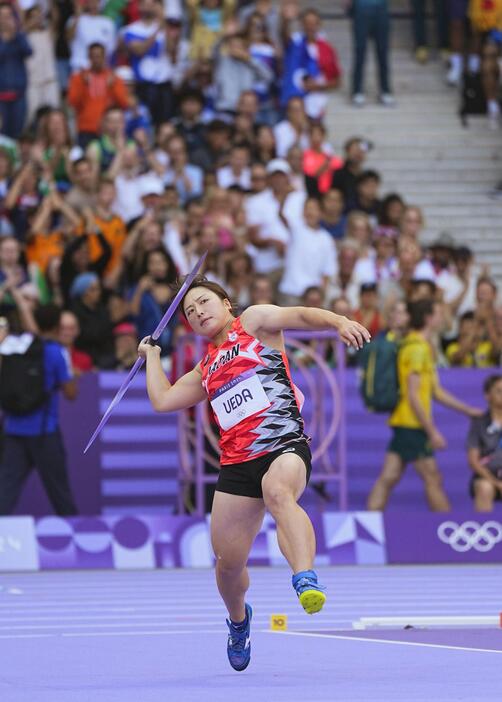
[215,440,312,499]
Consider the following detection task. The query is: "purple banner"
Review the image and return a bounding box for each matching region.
[3,511,502,572]
[0,511,386,571]
[384,512,502,564]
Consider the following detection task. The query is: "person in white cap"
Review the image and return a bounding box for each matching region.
[244,158,305,289]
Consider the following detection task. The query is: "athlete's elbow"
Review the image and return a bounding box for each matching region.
[149,394,170,412]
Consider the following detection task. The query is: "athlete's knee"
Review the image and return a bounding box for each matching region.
[379,471,401,490]
[420,467,443,489]
[262,482,295,515]
[215,553,247,577]
[474,479,495,501]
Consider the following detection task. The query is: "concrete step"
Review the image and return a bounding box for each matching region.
[380,172,499,183]
[421,217,499,227]
[316,6,502,286]
[383,190,498,201]
[373,162,501,172]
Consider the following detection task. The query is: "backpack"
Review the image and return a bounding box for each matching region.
[460,71,487,124]
[358,331,399,413]
[0,336,48,415]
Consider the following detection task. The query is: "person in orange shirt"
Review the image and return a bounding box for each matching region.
[86,178,127,288]
[26,188,81,275]
[68,43,128,150]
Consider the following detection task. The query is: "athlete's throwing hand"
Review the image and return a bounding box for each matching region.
[137,336,161,359]
[337,318,371,350]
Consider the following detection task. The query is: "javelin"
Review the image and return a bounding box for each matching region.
[83,251,207,454]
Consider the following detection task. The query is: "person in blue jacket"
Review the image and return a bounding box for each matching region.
[0,3,32,138]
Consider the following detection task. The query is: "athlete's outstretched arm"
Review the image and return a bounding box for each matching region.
[241,305,371,350]
[138,337,207,412]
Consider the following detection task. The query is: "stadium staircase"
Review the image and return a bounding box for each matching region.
[317,1,502,281]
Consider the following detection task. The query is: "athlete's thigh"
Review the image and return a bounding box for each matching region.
[381,451,405,481]
[413,456,441,480]
[262,452,308,502]
[211,491,265,566]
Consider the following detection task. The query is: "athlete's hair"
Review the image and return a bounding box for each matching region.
[406,299,434,330]
[173,275,231,316]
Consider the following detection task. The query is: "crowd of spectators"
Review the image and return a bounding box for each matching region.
[0,0,501,380]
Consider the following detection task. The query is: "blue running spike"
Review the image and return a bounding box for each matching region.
[292,570,327,615]
[226,603,252,671]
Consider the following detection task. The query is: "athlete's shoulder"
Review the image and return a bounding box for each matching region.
[240,305,276,335]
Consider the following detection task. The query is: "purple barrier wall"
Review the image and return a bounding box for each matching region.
[14,371,180,517]
[1,511,501,571]
[11,368,500,516]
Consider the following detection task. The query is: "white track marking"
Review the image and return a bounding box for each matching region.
[268,630,502,655]
[61,629,223,638]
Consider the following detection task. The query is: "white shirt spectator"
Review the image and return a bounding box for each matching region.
[113,174,145,223]
[413,258,436,282]
[456,268,481,316]
[273,120,309,158]
[245,189,305,274]
[279,222,338,297]
[68,14,117,71]
[353,254,398,286]
[435,268,464,304]
[163,164,204,204]
[217,166,251,190]
[169,38,192,88]
[163,221,190,275]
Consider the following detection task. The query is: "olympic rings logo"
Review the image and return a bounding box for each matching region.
[437,521,502,553]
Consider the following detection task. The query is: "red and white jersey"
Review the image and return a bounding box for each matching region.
[201,317,306,465]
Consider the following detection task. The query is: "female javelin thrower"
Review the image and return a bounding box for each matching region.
[138,276,370,671]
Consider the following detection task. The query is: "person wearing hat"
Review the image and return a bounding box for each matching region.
[113,321,139,370]
[68,43,129,150]
[244,158,305,289]
[69,272,115,367]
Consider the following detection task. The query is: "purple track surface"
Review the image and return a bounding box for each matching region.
[1,565,501,702]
